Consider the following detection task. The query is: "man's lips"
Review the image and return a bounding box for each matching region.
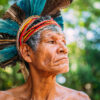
[54,57,69,63]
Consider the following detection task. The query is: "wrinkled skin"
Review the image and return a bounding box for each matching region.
[0,30,91,100]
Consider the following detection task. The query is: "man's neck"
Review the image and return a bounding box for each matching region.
[27,64,57,100]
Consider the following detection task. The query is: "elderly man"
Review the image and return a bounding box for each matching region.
[0,0,91,100]
[0,15,90,100]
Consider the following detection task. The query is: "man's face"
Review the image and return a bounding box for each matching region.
[31,29,69,74]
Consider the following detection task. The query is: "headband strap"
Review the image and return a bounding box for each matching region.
[18,16,60,46]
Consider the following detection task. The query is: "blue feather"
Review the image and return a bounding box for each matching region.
[33,0,46,15]
[17,0,30,17]
[0,19,19,36]
[17,0,46,17]
[0,46,17,63]
[54,16,64,29]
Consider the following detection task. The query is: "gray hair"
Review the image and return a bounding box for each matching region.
[26,25,63,51]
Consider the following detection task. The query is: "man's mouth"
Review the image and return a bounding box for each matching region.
[54,57,69,64]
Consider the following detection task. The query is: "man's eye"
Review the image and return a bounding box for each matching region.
[48,40,55,44]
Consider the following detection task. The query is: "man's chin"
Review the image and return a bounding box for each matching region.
[50,64,69,74]
[58,65,69,74]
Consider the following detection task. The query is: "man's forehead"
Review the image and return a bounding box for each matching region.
[41,29,65,38]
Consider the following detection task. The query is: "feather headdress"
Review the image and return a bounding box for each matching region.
[0,0,73,79]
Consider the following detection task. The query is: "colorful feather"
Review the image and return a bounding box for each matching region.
[0,19,19,36]
[54,15,64,29]
[17,0,46,17]
[0,46,17,63]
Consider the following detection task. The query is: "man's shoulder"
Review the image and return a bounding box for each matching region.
[0,91,18,100]
[56,83,91,100]
[69,90,91,100]
[0,90,26,100]
[64,87,91,100]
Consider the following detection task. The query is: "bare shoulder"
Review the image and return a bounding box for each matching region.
[0,91,19,100]
[0,85,26,100]
[71,90,91,100]
[56,83,91,100]
[0,84,31,100]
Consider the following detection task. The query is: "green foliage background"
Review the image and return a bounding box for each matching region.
[0,0,100,100]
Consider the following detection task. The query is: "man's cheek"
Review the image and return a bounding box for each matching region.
[45,56,51,66]
[45,52,53,66]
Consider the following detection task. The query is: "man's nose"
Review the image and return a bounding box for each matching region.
[57,42,68,54]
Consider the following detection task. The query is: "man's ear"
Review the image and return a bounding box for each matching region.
[19,43,33,63]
